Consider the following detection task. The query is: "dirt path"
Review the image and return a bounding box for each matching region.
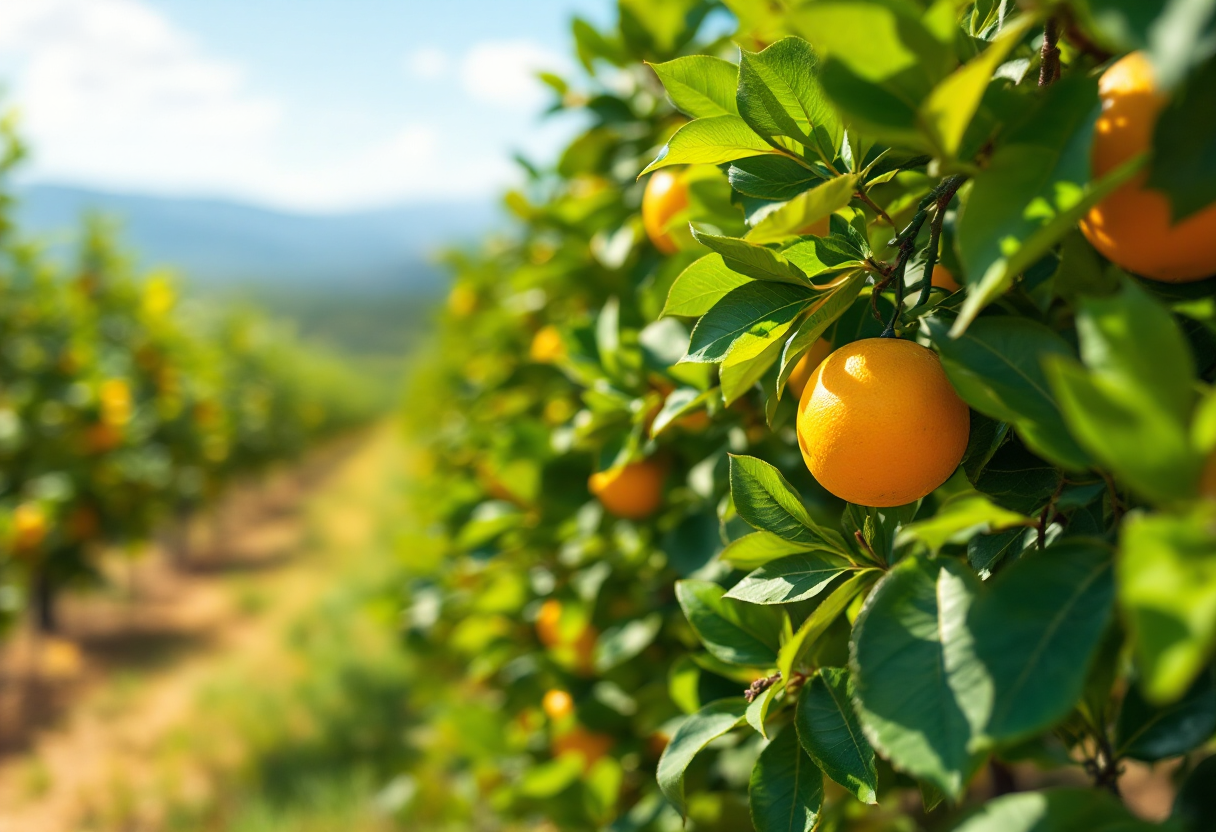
[0,424,399,832]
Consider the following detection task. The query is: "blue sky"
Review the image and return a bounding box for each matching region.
[0,0,610,211]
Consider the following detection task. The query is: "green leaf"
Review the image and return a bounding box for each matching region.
[777,272,865,397]
[952,75,1144,335]
[669,655,702,714]
[895,492,1030,555]
[729,156,824,201]
[1046,357,1200,505]
[663,254,752,318]
[969,438,1064,515]
[518,754,586,797]
[691,226,816,285]
[851,554,982,797]
[649,55,740,118]
[737,37,841,165]
[729,455,845,550]
[746,175,859,245]
[720,531,820,570]
[920,15,1035,159]
[952,789,1161,832]
[796,668,877,804]
[969,540,1115,743]
[1119,507,1216,703]
[779,571,877,681]
[926,316,1091,471]
[686,282,813,364]
[595,613,663,672]
[1075,279,1196,423]
[657,698,748,817]
[650,387,713,437]
[676,579,782,667]
[720,329,785,405]
[967,527,1032,580]
[641,115,778,175]
[851,557,984,797]
[748,725,823,832]
[745,680,782,738]
[1116,668,1216,762]
[725,552,855,605]
[1148,53,1216,222]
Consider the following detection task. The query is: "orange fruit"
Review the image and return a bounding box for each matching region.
[542,689,575,720]
[100,379,132,426]
[796,338,970,506]
[588,459,666,519]
[1079,51,1216,282]
[530,325,565,363]
[13,503,48,552]
[536,599,564,648]
[552,726,614,769]
[786,338,834,399]
[642,170,689,254]
[931,264,960,292]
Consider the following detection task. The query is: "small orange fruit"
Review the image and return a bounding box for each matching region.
[530,325,565,363]
[786,338,834,399]
[536,599,564,648]
[13,503,48,552]
[797,338,969,506]
[642,170,689,254]
[931,264,960,292]
[1079,51,1216,282]
[588,459,666,519]
[542,689,575,721]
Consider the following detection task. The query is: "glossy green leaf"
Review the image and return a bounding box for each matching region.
[595,613,663,671]
[969,540,1115,743]
[746,175,858,245]
[1173,754,1216,832]
[748,725,823,832]
[649,55,740,118]
[720,329,785,405]
[1148,52,1216,221]
[685,281,813,364]
[729,156,824,202]
[952,789,1161,832]
[691,226,816,285]
[1116,668,1216,762]
[779,570,877,681]
[796,668,877,804]
[851,557,984,798]
[657,698,749,816]
[725,552,855,605]
[895,492,1029,555]
[663,254,752,318]
[676,579,782,667]
[927,316,1091,471]
[729,454,845,550]
[737,37,841,164]
[967,527,1032,579]
[776,272,864,398]
[641,115,778,175]
[1120,507,1216,703]
[720,531,819,570]
[745,680,782,738]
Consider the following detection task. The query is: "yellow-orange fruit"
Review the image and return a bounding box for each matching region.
[13,503,47,552]
[796,338,970,507]
[1080,51,1216,282]
[642,170,689,254]
[536,599,564,648]
[542,689,575,721]
[786,338,835,399]
[448,284,477,317]
[530,325,565,363]
[588,459,666,519]
[552,726,614,770]
[932,264,961,292]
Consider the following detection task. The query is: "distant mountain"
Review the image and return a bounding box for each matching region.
[14,183,501,296]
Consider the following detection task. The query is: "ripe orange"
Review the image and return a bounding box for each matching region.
[536,599,564,648]
[642,170,689,254]
[530,325,565,363]
[931,264,960,292]
[542,689,574,721]
[786,338,834,399]
[1079,51,1216,282]
[13,503,48,552]
[588,458,666,519]
[796,338,970,506]
[552,726,614,769]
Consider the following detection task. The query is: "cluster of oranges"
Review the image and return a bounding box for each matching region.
[571,50,1211,518]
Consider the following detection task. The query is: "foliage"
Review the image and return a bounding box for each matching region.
[400,1,1216,830]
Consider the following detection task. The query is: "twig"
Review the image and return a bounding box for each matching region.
[744,671,782,703]
[1039,19,1061,87]
[855,190,894,226]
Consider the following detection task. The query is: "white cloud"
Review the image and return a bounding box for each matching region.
[407,47,449,80]
[0,1,561,211]
[459,41,568,109]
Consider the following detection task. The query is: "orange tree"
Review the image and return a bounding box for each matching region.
[0,125,381,635]
[400,1,1216,830]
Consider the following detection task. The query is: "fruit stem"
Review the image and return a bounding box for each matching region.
[1039,19,1062,87]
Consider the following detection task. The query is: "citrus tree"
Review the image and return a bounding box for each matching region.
[401,1,1216,830]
